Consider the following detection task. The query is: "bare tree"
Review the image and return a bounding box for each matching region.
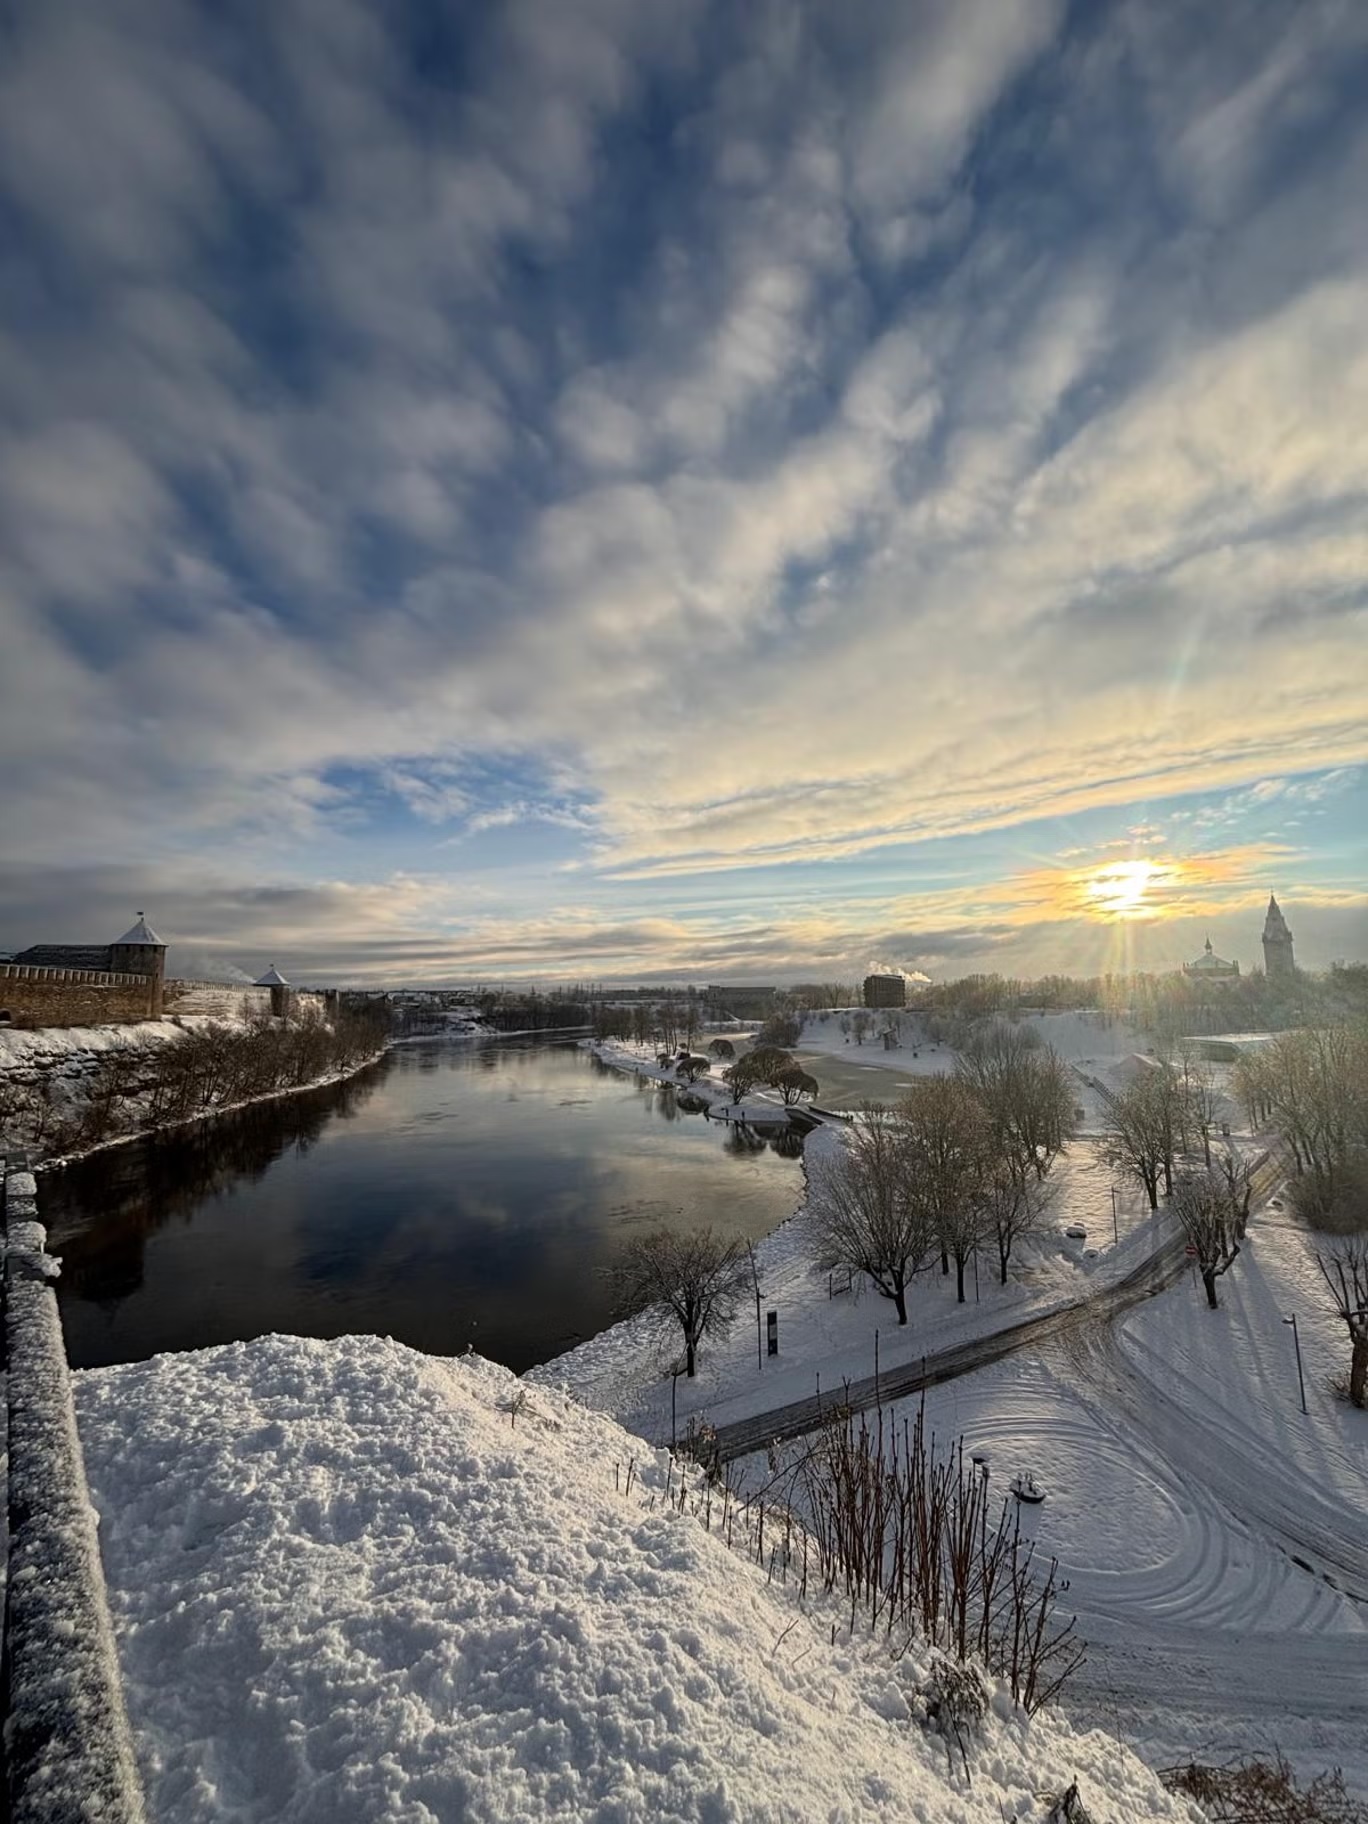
[1316,1240,1368,1408]
[899,1077,994,1302]
[804,1107,934,1324]
[1176,1046,1224,1168]
[610,1227,751,1378]
[1171,1164,1244,1308]
[851,1010,872,1046]
[1099,1064,1181,1210]
[956,1023,1074,1180]
[979,1163,1053,1285]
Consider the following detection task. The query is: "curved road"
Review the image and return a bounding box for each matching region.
[712,1144,1279,1468]
[713,1227,1190,1462]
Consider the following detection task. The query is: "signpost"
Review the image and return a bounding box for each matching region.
[766,1309,778,1357]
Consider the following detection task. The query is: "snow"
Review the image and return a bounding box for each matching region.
[730,1191,1368,1795]
[112,917,163,947]
[0,1019,197,1071]
[74,1332,1198,1824]
[0,1015,387,1171]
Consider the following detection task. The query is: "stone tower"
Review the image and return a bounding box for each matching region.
[254,964,292,1019]
[108,913,166,1016]
[1261,895,1295,978]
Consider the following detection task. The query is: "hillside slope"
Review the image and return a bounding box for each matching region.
[76,1335,1197,1824]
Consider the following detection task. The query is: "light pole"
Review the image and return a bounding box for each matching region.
[1282,1314,1307,1414]
[1110,1185,1119,1245]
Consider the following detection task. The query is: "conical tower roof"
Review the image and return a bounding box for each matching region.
[1263,894,1291,938]
[113,913,163,947]
[254,964,290,987]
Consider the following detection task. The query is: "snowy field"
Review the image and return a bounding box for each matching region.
[75,1332,1199,1824]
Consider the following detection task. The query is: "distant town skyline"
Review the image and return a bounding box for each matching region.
[3,2,1366,984]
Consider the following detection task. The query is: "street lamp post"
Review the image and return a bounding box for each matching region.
[1282,1314,1307,1414]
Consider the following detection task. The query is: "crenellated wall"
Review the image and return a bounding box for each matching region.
[0,964,156,1029]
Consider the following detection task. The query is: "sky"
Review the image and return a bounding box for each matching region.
[2,0,1366,987]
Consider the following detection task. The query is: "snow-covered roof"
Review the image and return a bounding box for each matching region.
[112,915,163,947]
[254,965,290,987]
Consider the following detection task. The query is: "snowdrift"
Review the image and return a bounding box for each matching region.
[76,1335,1195,1824]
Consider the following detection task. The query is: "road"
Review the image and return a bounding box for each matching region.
[712,1143,1281,1464]
[712,1227,1190,1461]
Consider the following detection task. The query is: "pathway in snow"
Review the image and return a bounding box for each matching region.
[712,1227,1190,1461]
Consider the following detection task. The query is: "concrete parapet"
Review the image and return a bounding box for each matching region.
[2,1155,147,1822]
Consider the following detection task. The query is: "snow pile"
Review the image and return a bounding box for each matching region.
[76,1334,1194,1824]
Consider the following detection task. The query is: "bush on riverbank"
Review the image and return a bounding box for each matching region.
[0,1001,391,1163]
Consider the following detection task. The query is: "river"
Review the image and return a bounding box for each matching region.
[42,1037,806,1374]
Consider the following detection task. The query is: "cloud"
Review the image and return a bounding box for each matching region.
[1,2,1366,979]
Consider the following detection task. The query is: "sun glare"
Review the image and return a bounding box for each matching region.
[1085,858,1159,918]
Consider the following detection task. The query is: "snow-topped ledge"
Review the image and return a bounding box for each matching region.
[3,1161,147,1824]
[74,1332,1191,1824]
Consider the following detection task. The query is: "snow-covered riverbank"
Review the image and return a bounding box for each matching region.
[0,1016,390,1172]
[536,1032,1177,1444]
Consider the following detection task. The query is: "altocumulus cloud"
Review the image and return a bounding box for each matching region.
[2,0,1367,978]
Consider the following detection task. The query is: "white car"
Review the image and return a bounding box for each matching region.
[1064,1223,1087,1240]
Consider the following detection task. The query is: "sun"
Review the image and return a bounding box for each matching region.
[1085,858,1159,918]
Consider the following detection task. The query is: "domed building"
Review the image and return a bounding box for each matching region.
[1182,936,1240,981]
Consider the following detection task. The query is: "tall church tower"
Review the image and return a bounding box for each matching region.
[1261,895,1295,978]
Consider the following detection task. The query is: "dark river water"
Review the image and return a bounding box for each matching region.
[42,1037,806,1374]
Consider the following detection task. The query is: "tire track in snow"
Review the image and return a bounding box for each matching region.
[1054,1318,1368,1604]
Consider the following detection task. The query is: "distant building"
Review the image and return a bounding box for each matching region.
[863,973,906,1009]
[1182,937,1239,981]
[705,985,778,1021]
[1262,895,1295,978]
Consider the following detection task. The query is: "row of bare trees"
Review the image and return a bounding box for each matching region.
[721,1045,819,1106]
[1096,1050,1229,1211]
[1233,1022,1368,1225]
[803,1030,1075,1320]
[0,1002,390,1162]
[1234,1018,1368,1406]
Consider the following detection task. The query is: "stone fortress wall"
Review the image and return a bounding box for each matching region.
[0,963,158,1029]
